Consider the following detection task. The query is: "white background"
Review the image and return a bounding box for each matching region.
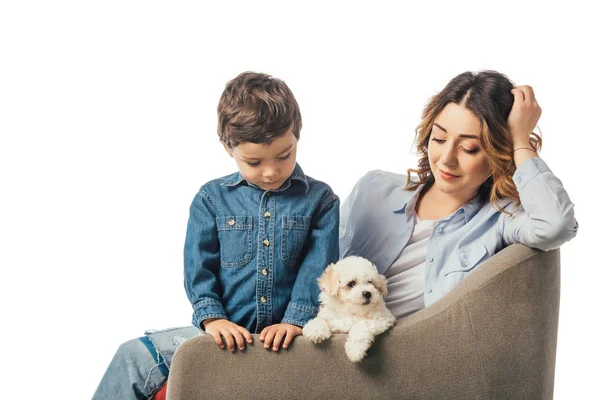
[1,1,598,398]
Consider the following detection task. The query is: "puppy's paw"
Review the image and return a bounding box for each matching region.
[302,318,331,344]
[345,341,367,363]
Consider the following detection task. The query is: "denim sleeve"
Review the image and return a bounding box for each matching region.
[183,191,228,329]
[501,157,578,251]
[281,192,340,327]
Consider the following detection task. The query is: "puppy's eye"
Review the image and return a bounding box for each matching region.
[347,280,356,288]
[367,280,373,285]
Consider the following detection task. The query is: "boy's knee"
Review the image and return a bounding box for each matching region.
[104,337,165,398]
[115,337,151,364]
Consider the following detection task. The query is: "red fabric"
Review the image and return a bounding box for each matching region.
[152,383,167,400]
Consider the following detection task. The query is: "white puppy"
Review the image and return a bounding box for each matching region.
[303,256,395,362]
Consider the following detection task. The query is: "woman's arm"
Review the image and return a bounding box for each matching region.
[501,86,578,251]
[501,158,578,251]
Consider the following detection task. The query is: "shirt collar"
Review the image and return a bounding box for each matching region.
[393,181,482,223]
[392,183,425,215]
[460,195,483,223]
[220,163,310,193]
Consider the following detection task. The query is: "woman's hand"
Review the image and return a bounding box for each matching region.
[507,85,542,150]
[203,318,253,352]
[259,323,302,351]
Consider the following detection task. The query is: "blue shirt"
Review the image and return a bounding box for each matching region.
[340,157,577,307]
[184,164,340,333]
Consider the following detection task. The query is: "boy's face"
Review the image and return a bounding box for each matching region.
[224,128,298,191]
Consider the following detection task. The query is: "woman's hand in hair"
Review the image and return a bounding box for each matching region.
[508,85,542,150]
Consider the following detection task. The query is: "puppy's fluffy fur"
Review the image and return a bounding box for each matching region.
[303,256,395,362]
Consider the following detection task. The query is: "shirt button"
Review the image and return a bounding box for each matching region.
[263,239,270,247]
[437,227,443,234]
[261,268,268,276]
[260,296,267,303]
[227,218,235,226]
[264,211,271,219]
[428,289,433,294]
[265,192,271,198]
[461,260,468,268]
[428,257,434,263]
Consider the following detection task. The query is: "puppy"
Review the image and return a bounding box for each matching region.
[303,256,395,362]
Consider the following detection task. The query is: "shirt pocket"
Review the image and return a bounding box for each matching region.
[216,216,253,267]
[444,243,488,276]
[280,216,312,266]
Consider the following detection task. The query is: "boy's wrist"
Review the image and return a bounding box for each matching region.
[282,301,319,327]
[269,322,301,328]
[202,318,224,328]
[193,300,227,330]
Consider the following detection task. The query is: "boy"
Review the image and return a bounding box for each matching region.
[93,72,339,399]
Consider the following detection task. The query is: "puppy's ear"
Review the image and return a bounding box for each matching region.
[373,273,388,297]
[318,263,340,296]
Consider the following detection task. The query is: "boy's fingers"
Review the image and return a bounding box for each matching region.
[282,331,295,349]
[221,331,235,352]
[259,326,270,342]
[210,332,225,349]
[272,329,286,351]
[239,327,253,343]
[263,329,276,348]
[229,328,246,350]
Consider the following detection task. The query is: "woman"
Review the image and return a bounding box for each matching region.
[340,71,577,319]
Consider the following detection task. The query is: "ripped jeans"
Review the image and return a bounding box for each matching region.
[92,326,201,400]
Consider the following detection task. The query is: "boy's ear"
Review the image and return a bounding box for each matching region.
[317,263,339,296]
[222,142,234,157]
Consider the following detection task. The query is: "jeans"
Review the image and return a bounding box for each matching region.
[92,326,201,400]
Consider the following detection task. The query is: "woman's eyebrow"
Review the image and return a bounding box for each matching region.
[458,133,480,140]
[433,123,480,140]
[433,122,447,133]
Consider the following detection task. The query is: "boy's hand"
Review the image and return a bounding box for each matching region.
[259,323,302,351]
[203,318,253,352]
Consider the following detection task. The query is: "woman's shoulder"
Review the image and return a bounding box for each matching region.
[347,169,414,208]
[356,169,410,189]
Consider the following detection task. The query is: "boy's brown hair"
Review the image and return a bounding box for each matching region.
[217,72,302,148]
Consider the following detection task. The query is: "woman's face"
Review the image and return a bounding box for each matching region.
[428,103,492,200]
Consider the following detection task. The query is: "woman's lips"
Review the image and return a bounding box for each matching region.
[439,169,460,180]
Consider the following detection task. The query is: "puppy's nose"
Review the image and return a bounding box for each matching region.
[362,291,371,299]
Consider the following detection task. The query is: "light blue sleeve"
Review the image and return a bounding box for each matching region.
[339,172,371,259]
[501,157,578,251]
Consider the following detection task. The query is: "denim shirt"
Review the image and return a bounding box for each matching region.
[340,157,578,308]
[184,163,339,333]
